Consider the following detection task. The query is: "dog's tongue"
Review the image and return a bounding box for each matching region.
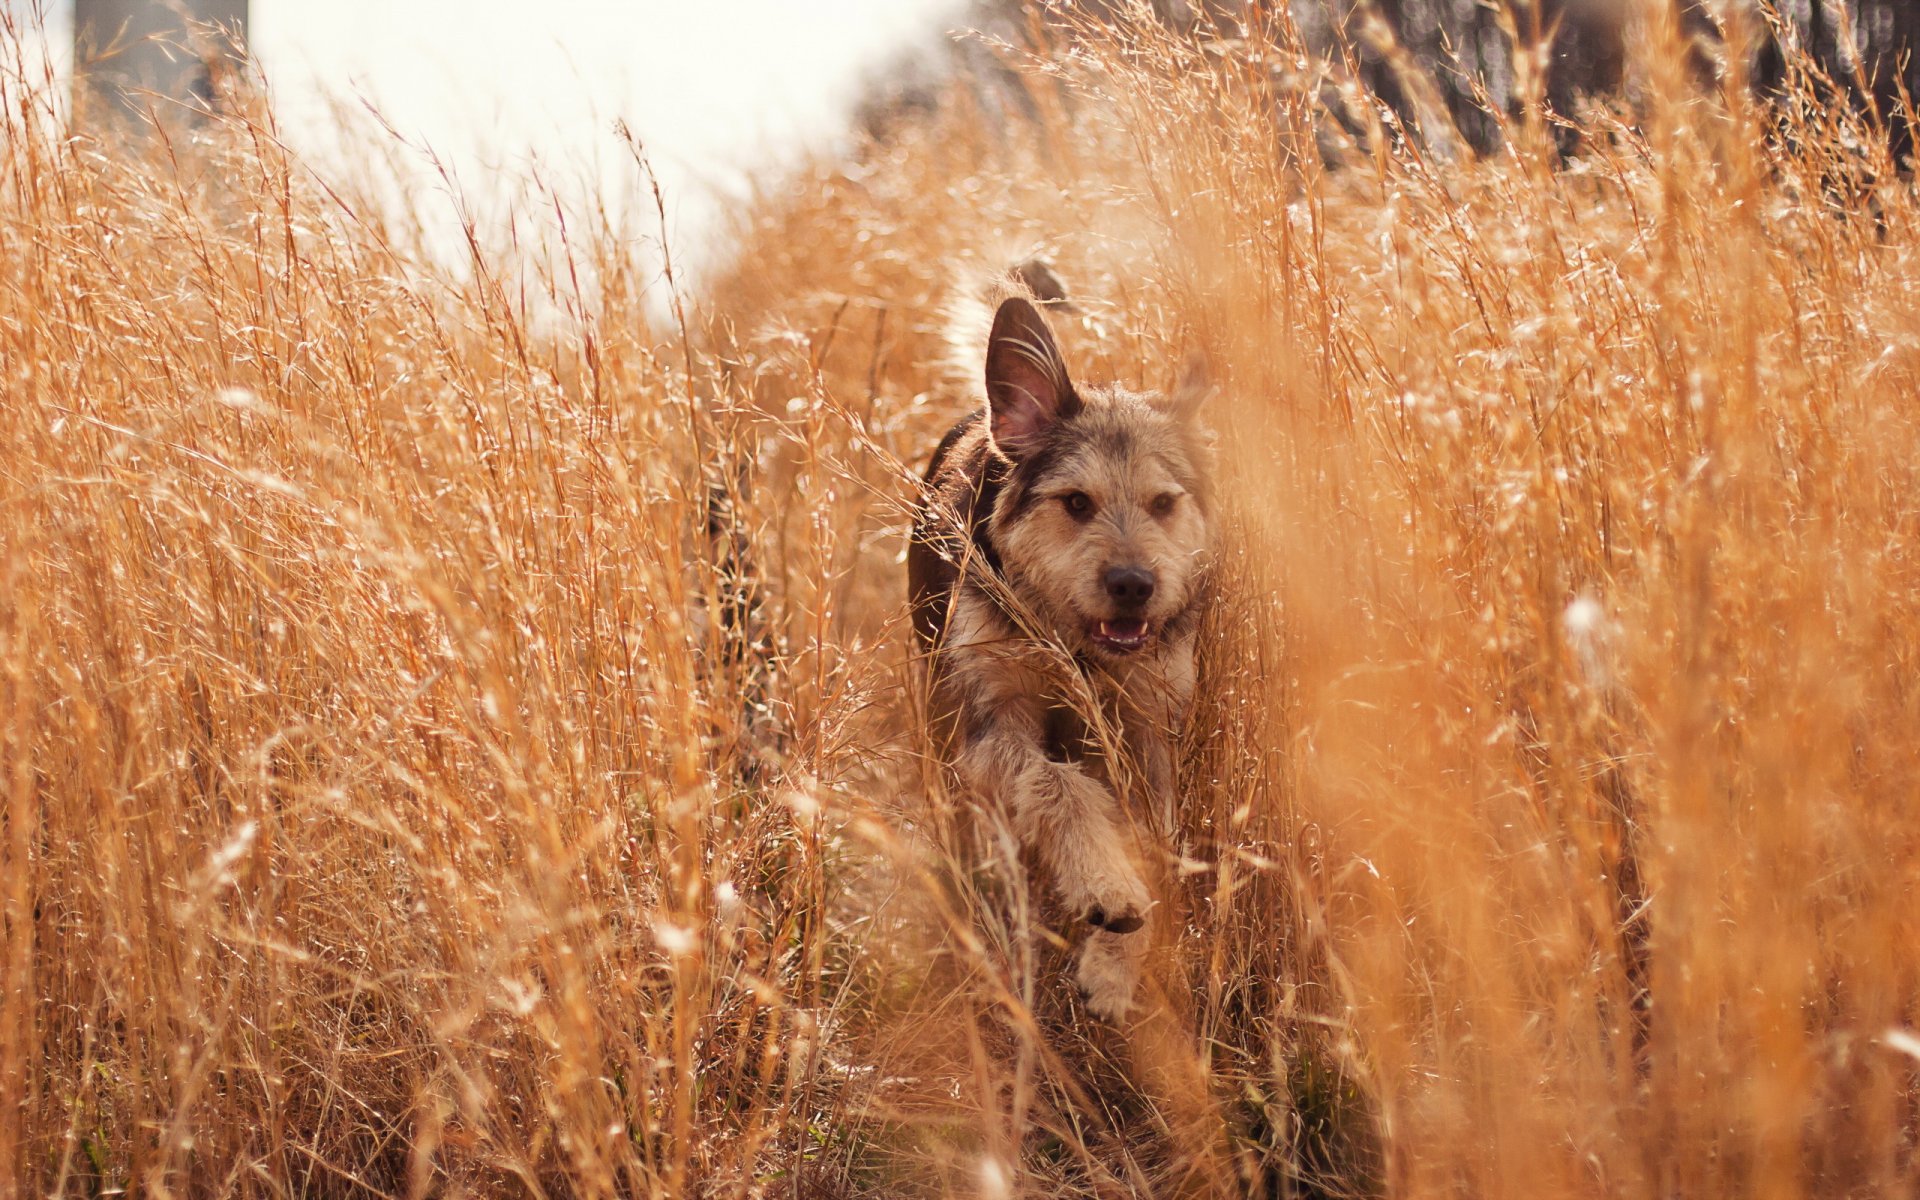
[1096,619,1149,646]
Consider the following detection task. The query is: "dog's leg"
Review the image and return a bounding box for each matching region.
[1064,640,1197,1022]
[956,718,1151,930]
[954,714,1151,1017]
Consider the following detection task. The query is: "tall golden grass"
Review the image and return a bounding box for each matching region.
[4,4,1919,1196]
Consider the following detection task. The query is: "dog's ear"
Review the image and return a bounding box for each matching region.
[1154,352,1215,422]
[985,297,1079,459]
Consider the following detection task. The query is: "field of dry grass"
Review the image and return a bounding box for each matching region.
[5,5,1920,1197]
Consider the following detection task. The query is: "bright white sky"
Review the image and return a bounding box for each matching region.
[16,1,964,272]
[252,0,962,261]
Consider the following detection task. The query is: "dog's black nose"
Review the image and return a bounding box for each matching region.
[1103,566,1156,608]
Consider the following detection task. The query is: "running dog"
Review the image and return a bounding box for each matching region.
[908,285,1214,1020]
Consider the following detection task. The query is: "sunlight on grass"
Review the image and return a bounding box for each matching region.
[3,3,1918,1196]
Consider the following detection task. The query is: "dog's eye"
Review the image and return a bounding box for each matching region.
[1061,491,1095,518]
[1150,493,1178,518]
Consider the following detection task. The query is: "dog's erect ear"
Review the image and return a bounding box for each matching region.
[985,297,1079,459]
[1154,352,1215,422]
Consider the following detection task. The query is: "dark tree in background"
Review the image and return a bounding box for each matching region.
[1749,0,1920,163]
[1319,0,1634,154]
[861,0,1920,167]
[1337,0,1919,161]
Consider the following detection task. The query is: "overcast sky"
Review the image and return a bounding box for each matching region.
[14,1,962,267]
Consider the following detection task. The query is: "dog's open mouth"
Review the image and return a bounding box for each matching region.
[1090,618,1152,653]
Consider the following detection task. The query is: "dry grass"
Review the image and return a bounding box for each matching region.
[4,4,1920,1197]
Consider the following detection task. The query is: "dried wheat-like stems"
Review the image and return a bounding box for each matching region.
[3,4,1918,1197]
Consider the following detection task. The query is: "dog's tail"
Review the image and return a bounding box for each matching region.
[940,257,1074,397]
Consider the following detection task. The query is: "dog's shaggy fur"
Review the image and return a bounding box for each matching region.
[908,291,1214,1020]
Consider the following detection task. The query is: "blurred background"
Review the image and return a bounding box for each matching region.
[19,0,964,267]
[24,0,1920,275]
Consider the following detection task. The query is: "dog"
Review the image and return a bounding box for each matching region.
[908,283,1215,1020]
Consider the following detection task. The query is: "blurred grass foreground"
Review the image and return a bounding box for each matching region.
[4,2,1920,1197]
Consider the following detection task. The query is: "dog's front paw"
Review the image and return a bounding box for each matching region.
[1077,930,1145,1022]
[1079,863,1152,935]
[1085,903,1146,934]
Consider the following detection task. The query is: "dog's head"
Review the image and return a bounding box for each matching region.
[982,296,1215,661]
